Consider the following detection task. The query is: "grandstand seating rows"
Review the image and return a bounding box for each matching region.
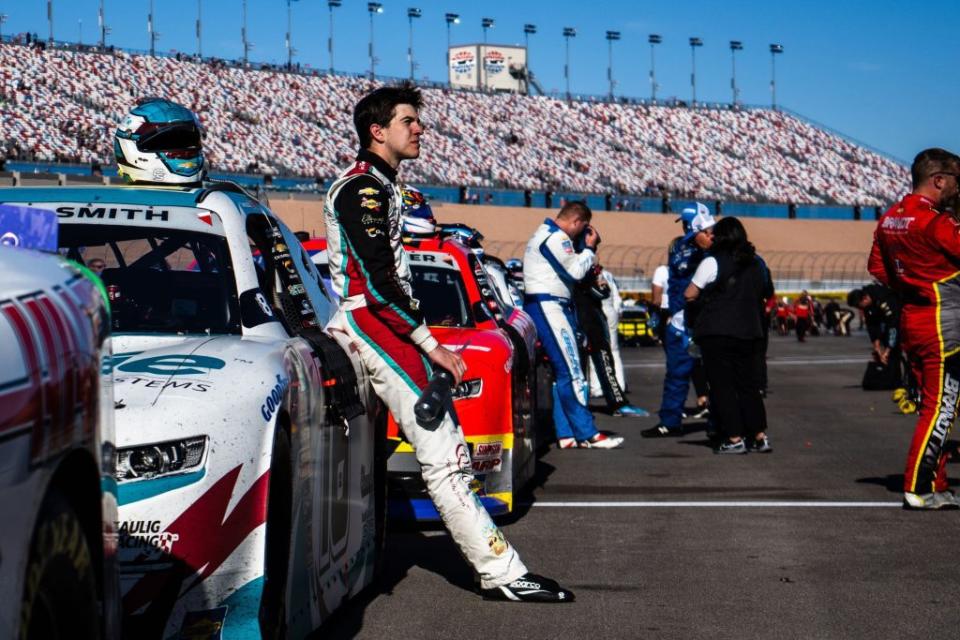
[0,42,907,205]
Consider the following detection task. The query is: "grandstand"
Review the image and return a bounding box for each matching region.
[0,40,907,207]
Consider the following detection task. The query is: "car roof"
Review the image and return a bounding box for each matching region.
[0,183,263,213]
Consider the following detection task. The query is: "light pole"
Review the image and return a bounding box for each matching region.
[241,0,252,64]
[47,0,53,44]
[328,0,341,73]
[98,0,108,48]
[563,27,576,100]
[408,8,421,80]
[648,34,662,102]
[148,0,159,56]
[770,43,783,109]
[78,18,82,44]
[445,13,460,76]
[285,0,298,69]
[482,17,494,44]
[0,14,8,42]
[368,2,383,80]
[689,36,702,105]
[523,23,536,91]
[730,40,743,105]
[606,30,620,101]
[196,0,202,58]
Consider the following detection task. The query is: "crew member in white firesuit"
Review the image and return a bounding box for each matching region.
[324,85,572,602]
[523,201,625,448]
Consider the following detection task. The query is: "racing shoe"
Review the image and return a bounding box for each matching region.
[481,573,575,603]
[641,423,683,438]
[903,491,960,510]
[579,433,624,449]
[557,437,578,449]
[613,404,650,418]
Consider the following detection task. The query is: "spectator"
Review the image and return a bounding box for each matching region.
[685,216,772,454]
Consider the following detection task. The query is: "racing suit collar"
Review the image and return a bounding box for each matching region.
[357,148,398,183]
[544,217,561,232]
[904,193,937,211]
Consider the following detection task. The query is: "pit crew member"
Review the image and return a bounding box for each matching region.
[868,147,960,510]
[523,201,624,449]
[324,85,573,601]
[642,203,715,438]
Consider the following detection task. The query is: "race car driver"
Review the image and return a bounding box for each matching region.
[114,97,205,186]
[523,201,625,449]
[324,84,573,601]
[868,147,960,510]
[643,203,715,438]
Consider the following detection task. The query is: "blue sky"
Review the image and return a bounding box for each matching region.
[4,0,955,163]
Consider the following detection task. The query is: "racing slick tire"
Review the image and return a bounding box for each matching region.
[260,425,292,640]
[19,489,99,640]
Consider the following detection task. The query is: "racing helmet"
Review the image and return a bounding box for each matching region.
[504,258,523,276]
[114,98,206,185]
[400,186,437,236]
[439,223,484,249]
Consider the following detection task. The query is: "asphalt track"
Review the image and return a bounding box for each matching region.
[317,331,960,640]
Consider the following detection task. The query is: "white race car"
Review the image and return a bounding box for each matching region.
[0,238,120,640]
[0,184,385,638]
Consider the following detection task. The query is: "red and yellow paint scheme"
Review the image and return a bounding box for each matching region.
[387,235,546,519]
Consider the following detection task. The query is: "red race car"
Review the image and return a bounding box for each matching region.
[387,234,551,519]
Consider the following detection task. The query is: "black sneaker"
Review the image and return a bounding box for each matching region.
[750,436,772,453]
[714,440,748,455]
[641,423,683,438]
[480,573,575,603]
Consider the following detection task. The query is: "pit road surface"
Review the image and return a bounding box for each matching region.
[318,332,956,640]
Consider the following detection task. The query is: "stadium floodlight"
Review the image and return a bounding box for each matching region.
[148,0,160,56]
[368,2,383,81]
[0,14,8,43]
[196,0,202,58]
[606,31,621,101]
[408,8,422,81]
[563,27,576,101]
[47,0,53,44]
[285,0,301,70]
[98,0,107,48]
[648,34,662,102]
[328,0,342,73]
[445,13,460,74]
[770,43,784,109]
[522,24,536,89]
[689,37,703,105]
[482,17,495,44]
[77,18,82,45]
[241,0,254,64]
[730,40,743,105]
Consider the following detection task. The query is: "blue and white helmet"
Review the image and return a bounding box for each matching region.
[114,98,205,185]
[400,186,437,236]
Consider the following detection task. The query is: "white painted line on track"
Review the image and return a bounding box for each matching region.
[530,501,902,508]
[625,357,864,369]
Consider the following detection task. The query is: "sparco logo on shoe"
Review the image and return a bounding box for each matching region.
[511,580,541,590]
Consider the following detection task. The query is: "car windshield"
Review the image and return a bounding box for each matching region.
[409,264,474,328]
[59,224,240,335]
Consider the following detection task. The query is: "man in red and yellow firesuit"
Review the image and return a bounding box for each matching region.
[869,147,960,510]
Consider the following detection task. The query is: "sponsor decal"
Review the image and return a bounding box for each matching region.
[881,216,914,231]
[361,213,384,225]
[366,227,384,238]
[114,376,211,392]
[287,283,305,296]
[410,252,436,263]
[471,441,503,473]
[451,49,475,76]
[454,443,470,470]
[119,520,180,559]
[56,206,170,222]
[929,373,959,449]
[358,187,380,196]
[484,524,508,556]
[255,292,272,316]
[561,239,574,254]
[260,373,290,422]
[114,353,226,376]
[360,197,381,211]
[152,168,166,182]
[483,49,505,76]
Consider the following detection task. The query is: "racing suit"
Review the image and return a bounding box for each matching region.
[868,193,960,495]
[325,149,526,589]
[523,218,598,441]
[575,267,628,409]
[658,237,705,429]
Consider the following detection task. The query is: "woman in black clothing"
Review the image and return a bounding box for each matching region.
[684,217,772,454]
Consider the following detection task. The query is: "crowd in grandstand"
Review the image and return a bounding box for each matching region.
[0,41,907,205]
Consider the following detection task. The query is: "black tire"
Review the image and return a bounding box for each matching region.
[259,427,292,640]
[19,490,99,640]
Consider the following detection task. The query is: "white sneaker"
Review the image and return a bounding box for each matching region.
[557,437,578,449]
[579,433,624,449]
[903,491,960,510]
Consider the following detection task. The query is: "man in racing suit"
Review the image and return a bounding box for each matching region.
[523,201,624,448]
[868,147,960,510]
[643,203,715,437]
[325,85,573,601]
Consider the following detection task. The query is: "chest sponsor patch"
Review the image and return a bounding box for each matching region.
[881,216,914,231]
[561,239,574,254]
[358,187,380,196]
[360,197,381,211]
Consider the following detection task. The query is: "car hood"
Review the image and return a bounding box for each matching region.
[111,334,285,447]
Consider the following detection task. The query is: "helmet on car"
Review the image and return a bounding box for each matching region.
[114,98,205,186]
[400,186,437,236]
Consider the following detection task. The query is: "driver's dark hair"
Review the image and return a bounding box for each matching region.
[911,148,960,189]
[354,83,423,149]
[847,288,865,308]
